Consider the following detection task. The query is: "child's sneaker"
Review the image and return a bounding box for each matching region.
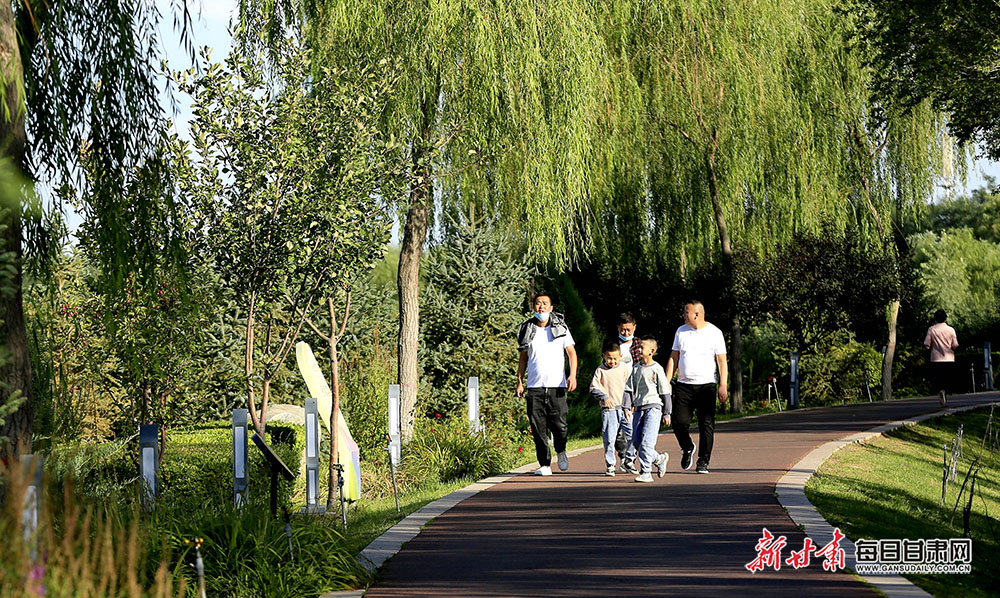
[605,466,616,477]
[557,451,569,471]
[655,453,669,478]
[634,472,654,483]
[534,465,552,476]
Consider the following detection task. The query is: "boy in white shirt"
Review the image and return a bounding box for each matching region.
[625,337,672,483]
[590,343,633,476]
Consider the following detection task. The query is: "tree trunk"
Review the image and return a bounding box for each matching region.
[730,314,743,413]
[882,299,900,401]
[397,110,434,442]
[0,2,33,461]
[397,188,430,442]
[706,148,743,413]
[245,297,264,435]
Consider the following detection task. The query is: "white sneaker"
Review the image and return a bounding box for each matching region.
[605,466,616,477]
[634,472,654,483]
[557,452,569,471]
[534,465,552,476]
[656,453,669,478]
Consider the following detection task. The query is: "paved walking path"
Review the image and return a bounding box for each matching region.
[362,393,999,597]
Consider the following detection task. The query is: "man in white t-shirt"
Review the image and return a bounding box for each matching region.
[516,292,578,476]
[664,300,728,474]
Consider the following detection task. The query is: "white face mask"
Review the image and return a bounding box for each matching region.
[534,311,551,322]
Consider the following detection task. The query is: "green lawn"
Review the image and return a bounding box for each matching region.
[805,407,1000,598]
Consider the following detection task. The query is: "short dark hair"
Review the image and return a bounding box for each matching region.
[533,291,554,304]
[603,341,622,355]
[618,312,636,325]
[640,336,658,352]
[934,309,947,323]
[685,299,704,309]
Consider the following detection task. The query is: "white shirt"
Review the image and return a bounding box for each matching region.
[619,339,635,368]
[671,323,727,384]
[525,326,575,388]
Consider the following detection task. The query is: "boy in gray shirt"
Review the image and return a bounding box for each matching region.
[625,337,672,483]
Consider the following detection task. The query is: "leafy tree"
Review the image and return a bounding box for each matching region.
[600,0,949,408]
[735,228,900,351]
[420,213,530,423]
[909,228,1000,337]
[239,0,628,440]
[917,179,1000,244]
[174,42,401,435]
[1,1,195,457]
[847,0,1000,159]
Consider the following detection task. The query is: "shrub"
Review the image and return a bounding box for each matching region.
[403,415,522,485]
[797,330,881,406]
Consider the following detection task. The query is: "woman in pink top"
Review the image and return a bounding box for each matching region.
[924,309,959,404]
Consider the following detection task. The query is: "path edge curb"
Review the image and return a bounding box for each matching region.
[774,401,999,598]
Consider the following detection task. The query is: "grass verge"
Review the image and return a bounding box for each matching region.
[805,407,1000,598]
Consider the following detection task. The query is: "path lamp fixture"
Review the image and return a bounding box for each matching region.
[387,383,401,513]
[304,398,323,511]
[789,352,800,409]
[139,424,158,509]
[985,342,994,391]
[20,454,42,561]
[233,409,249,507]
[468,376,481,435]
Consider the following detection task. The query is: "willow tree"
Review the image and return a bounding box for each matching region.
[1,1,193,458]
[239,0,630,440]
[596,0,954,409]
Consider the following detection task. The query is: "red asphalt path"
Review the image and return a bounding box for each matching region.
[364,393,999,597]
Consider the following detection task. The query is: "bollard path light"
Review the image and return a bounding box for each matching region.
[304,397,322,510]
[789,352,800,409]
[20,454,43,560]
[233,409,249,507]
[139,424,159,509]
[985,342,994,391]
[387,384,401,468]
[467,376,481,434]
[387,384,401,513]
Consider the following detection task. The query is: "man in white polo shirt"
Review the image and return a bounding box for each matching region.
[515,291,578,476]
[664,299,728,474]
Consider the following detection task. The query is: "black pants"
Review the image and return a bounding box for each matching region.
[672,382,717,465]
[526,387,568,466]
[930,361,956,395]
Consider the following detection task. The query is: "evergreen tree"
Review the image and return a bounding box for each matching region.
[420,214,530,423]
